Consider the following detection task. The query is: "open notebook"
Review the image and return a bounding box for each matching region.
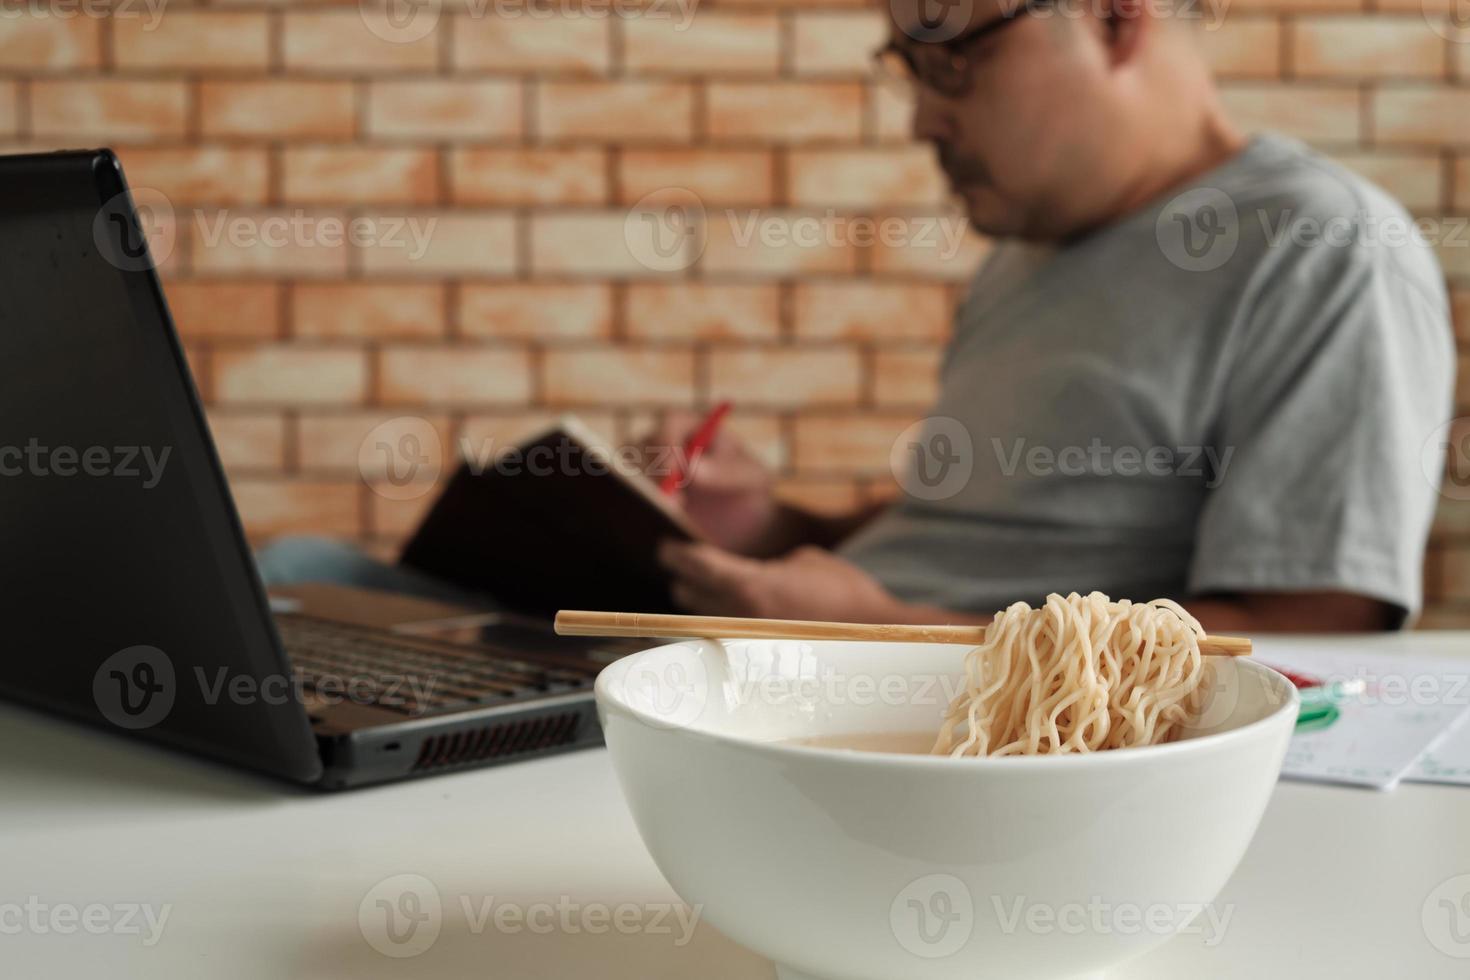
[400,417,705,617]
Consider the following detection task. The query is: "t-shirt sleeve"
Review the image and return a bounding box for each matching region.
[1186,232,1455,625]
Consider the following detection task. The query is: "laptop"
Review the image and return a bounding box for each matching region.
[0,149,637,789]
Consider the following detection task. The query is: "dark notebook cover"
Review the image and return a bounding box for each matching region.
[399,419,703,617]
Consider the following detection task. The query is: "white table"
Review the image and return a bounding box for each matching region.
[4,633,1470,979]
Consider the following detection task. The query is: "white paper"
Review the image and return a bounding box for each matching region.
[1259,647,1470,791]
[1406,710,1470,786]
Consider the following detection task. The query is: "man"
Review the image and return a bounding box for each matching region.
[262,0,1454,631]
[647,0,1454,631]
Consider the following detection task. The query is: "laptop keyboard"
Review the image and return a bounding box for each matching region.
[276,614,594,716]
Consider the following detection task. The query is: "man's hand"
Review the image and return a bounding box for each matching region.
[638,411,782,555]
[658,540,909,623]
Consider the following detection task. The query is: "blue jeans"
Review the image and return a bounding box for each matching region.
[255,535,499,610]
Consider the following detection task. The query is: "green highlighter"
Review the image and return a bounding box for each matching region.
[1295,679,1364,732]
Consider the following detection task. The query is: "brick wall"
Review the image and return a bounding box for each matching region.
[1,0,1468,625]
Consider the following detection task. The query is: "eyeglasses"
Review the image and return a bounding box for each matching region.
[876,0,1050,99]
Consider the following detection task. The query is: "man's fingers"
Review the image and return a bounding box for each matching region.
[670,580,747,617]
[657,539,758,591]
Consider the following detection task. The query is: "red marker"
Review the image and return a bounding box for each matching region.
[660,401,732,495]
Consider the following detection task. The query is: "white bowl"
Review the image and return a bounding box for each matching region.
[595,639,1298,980]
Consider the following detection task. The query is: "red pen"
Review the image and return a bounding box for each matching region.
[660,401,732,495]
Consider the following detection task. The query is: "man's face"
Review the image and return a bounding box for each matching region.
[886,0,1116,240]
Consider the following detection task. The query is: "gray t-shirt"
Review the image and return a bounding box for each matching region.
[841,133,1456,624]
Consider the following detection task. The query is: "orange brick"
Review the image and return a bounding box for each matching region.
[1433,496,1470,539]
[625,283,780,340]
[792,413,916,473]
[539,81,695,142]
[282,147,440,206]
[1376,88,1470,145]
[708,347,862,406]
[114,12,268,71]
[1294,16,1442,79]
[0,82,14,137]
[357,212,518,277]
[1333,151,1443,212]
[707,82,863,142]
[190,209,352,277]
[0,15,100,69]
[619,149,773,205]
[871,79,914,143]
[1231,0,1361,10]
[1442,240,1470,283]
[788,148,945,207]
[201,81,356,139]
[869,219,988,280]
[1455,157,1470,212]
[1197,17,1280,78]
[453,16,609,72]
[207,411,287,471]
[168,281,282,340]
[1452,287,1470,343]
[794,281,950,341]
[232,480,361,538]
[284,10,439,71]
[368,484,445,538]
[296,412,452,471]
[214,347,369,405]
[116,146,270,206]
[872,347,942,406]
[32,80,187,140]
[367,80,521,140]
[531,211,688,277]
[293,283,446,340]
[379,347,533,405]
[791,11,887,75]
[459,283,613,341]
[702,210,860,276]
[542,348,696,406]
[623,13,779,73]
[1445,546,1470,599]
[451,148,607,205]
[1219,84,1361,143]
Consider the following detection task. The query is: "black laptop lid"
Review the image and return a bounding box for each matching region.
[0,150,321,783]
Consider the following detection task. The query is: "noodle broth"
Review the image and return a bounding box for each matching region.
[783,732,935,755]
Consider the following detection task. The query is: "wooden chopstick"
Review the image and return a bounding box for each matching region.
[554,610,1252,657]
